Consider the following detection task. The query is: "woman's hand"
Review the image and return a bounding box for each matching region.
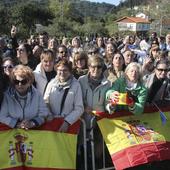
[127,97,135,107]
[58,121,69,133]
[84,106,93,114]
[109,91,120,105]
[16,120,35,130]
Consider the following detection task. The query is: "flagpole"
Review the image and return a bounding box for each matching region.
[152,102,168,120]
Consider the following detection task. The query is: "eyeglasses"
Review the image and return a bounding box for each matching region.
[90,65,102,69]
[156,68,169,72]
[14,79,28,85]
[3,65,14,69]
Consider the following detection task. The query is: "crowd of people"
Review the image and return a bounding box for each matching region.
[0,26,170,169]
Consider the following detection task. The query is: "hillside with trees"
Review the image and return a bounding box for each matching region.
[0,0,169,38]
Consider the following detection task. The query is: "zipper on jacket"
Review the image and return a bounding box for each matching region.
[13,95,27,120]
[98,90,101,102]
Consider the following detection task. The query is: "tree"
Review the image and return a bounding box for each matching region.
[8,2,54,38]
[81,20,108,37]
[0,7,10,34]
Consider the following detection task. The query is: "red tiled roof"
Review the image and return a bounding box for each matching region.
[115,16,150,23]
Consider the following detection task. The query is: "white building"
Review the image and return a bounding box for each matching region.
[116,16,150,35]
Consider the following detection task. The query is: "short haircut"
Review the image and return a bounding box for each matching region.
[125,62,142,81]
[88,54,104,67]
[155,59,169,68]
[10,65,34,84]
[54,59,72,72]
[40,49,54,61]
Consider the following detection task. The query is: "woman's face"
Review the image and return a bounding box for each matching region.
[126,66,139,83]
[166,34,170,44]
[151,48,159,59]
[3,60,14,76]
[129,36,135,44]
[155,63,168,80]
[112,53,124,69]
[58,47,68,59]
[123,51,134,65]
[72,39,80,48]
[48,39,57,50]
[57,65,71,82]
[106,43,114,54]
[32,45,43,58]
[41,56,54,72]
[17,45,27,59]
[97,38,104,47]
[76,58,86,69]
[89,62,102,79]
[14,75,31,96]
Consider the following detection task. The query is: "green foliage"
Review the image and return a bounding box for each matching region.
[81,21,108,37]
[0,1,54,38]
[0,8,10,34]
[1,0,169,39]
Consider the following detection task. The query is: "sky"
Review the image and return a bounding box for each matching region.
[89,0,121,6]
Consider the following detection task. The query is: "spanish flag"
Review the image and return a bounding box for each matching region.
[0,118,80,170]
[97,107,170,170]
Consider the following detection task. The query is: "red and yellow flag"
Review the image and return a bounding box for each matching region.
[0,118,80,170]
[97,107,170,170]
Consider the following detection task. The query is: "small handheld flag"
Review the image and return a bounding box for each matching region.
[152,102,168,125]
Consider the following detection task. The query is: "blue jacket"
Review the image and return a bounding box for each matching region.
[0,86,49,128]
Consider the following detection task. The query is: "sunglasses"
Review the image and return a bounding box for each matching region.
[59,51,67,54]
[14,79,28,85]
[17,48,25,52]
[3,65,14,69]
[88,51,96,55]
[90,65,102,69]
[156,68,169,72]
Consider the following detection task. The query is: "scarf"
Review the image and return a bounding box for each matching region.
[126,79,138,91]
[88,75,103,91]
[55,75,73,90]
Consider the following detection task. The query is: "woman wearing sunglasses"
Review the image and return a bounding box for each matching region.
[78,55,111,169]
[0,65,49,129]
[2,57,14,76]
[2,57,15,89]
[144,59,170,106]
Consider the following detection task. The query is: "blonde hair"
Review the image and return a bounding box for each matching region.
[54,59,72,72]
[88,54,104,68]
[72,51,88,68]
[125,62,142,81]
[40,49,54,61]
[72,36,80,46]
[10,65,34,84]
